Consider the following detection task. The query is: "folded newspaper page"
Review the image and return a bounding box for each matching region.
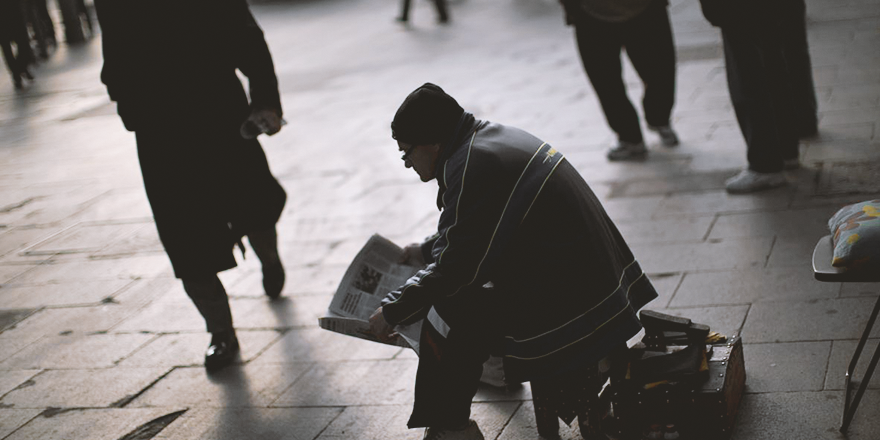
[319,234,422,351]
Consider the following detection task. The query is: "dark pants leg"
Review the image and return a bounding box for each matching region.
[1,41,22,85]
[182,274,234,334]
[432,0,449,22]
[407,321,489,429]
[782,0,817,139]
[398,0,411,21]
[573,13,643,144]
[623,1,677,128]
[722,25,797,173]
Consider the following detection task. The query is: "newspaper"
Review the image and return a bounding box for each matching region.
[319,234,423,352]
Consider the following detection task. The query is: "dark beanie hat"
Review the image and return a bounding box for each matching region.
[391,83,464,145]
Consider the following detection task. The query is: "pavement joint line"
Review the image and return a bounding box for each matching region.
[109,367,177,409]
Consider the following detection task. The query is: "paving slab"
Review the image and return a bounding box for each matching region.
[615,215,714,245]
[251,327,404,364]
[118,330,282,369]
[671,267,840,306]
[743,297,880,343]
[0,367,167,408]
[742,341,831,393]
[129,363,312,408]
[824,339,880,391]
[6,254,172,283]
[0,409,42,439]
[271,359,418,407]
[0,278,133,308]
[154,407,342,440]
[0,299,156,346]
[708,206,840,239]
[0,370,40,397]
[644,272,683,309]
[0,333,154,370]
[631,237,773,273]
[318,402,520,440]
[730,390,880,440]
[3,407,187,440]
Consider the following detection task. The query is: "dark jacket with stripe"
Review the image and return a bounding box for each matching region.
[382,114,657,383]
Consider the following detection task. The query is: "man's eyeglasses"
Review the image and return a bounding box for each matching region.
[401,144,417,163]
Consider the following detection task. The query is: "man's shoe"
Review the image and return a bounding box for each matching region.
[606,141,647,161]
[205,330,239,371]
[247,228,285,299]
[262,260,285,300]
[424,420,484,440]
[648,125,680,147]
[725,169,786,194]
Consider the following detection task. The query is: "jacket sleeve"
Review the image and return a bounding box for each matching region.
[381,144,508,326]
[227,0,283,115]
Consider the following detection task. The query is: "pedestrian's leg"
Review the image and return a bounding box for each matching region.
[247,227,285,299]
[1,42,23,89]
[433,0,449,23]
[407,323,487,429]
[397,0,411,22]
[782,0,817,139]
[624,1,677,131]
[182,274,239,371]
[721,27,791,193]
[573,17,643,145]
[722,28,786,174]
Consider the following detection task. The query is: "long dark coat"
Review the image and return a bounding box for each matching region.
[95,0,286,278]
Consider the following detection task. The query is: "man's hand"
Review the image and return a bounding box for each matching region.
[369,307,398,343]
[241,108,283,138]
[398,243,426,267]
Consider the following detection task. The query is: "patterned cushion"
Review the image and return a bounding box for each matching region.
[828,199,880,269]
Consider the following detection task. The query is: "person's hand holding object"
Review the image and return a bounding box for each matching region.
[369,307,398,343]
[240,108,284,139]
[398,243,426,267]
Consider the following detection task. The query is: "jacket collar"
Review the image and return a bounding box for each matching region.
[434,112,480,209]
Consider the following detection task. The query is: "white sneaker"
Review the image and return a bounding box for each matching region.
[424,420,484,440]
[607,141,647,161]
[725,169,786,194]
[648,125,680,147]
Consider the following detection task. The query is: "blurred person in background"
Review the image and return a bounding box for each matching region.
[95,0,287,371]
[560,0,679,161]
[1,0,36,89]
[699,0,814,193]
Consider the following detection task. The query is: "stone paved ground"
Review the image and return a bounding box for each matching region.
[1,0,879,438]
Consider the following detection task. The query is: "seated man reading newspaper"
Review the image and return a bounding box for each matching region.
[368,83,658,440]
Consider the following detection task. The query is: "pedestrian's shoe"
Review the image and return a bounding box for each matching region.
[262,260,285,300]
[607,141,647,161]
[725,169,786,194]
[648,124,680,147]
[424,420,484,440]
[205,330,239,371]
[247,228,285,299]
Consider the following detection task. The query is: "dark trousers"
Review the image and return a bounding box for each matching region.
[183,274,233,334]
[407,319,490,429]
[782,1,818,136]
[722,8,804,173]
[572,0,677,144]
[398,0,448,22]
